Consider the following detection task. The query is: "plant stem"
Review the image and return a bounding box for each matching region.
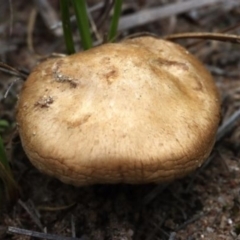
[72,0,92,50]
[60,0,75,54]
[108,0,122,42]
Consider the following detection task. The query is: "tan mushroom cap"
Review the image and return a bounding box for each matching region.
[16,37,220,186]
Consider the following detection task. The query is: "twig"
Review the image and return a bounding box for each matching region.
[0,62,28,79]
[86,3,103,44]
[33,0,63,37]
[27,8,37,55]
[7,226,83,240]
[165,32,240,44]
[186,22,240,49]
[18,199,44,231]
[3,78,19,99]
[118,0,239,31]
[95,0,113,30]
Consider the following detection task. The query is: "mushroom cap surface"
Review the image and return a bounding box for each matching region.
[16,37,220,186]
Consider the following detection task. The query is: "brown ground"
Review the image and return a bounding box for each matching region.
[1,1,240,239]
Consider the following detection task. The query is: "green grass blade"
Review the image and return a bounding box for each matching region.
[0,136,19,202]
[0,120,9,129]
[60,0,75,54]
[108,0,122,42]
[0,136,10,171]
[72,0,92,50]
[0,181,4,209]
[0,120,10,133]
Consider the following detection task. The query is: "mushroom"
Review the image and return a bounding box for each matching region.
[16,37,220,186]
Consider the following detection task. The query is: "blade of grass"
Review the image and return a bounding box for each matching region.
[0,120,10,132]
[0,136,18,202]
[107,0,122,42]
[60,0,75,54]
[0,136,10,171]
[0,181,4,209]
[72,0,92,50]
[0,162,16,186]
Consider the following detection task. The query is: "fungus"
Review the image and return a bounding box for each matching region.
[16,37,220,186]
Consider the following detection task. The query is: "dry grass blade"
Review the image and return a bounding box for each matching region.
[18,199,43,231]
[0,62,28,79]
[118,0,239,31]
[27,8,37,55]
[37,202,76,211]
[33,0,62,37]
[174,22,240,49]
[7,226,83,240]
[95,0,113,30]
[165,32,240,44]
